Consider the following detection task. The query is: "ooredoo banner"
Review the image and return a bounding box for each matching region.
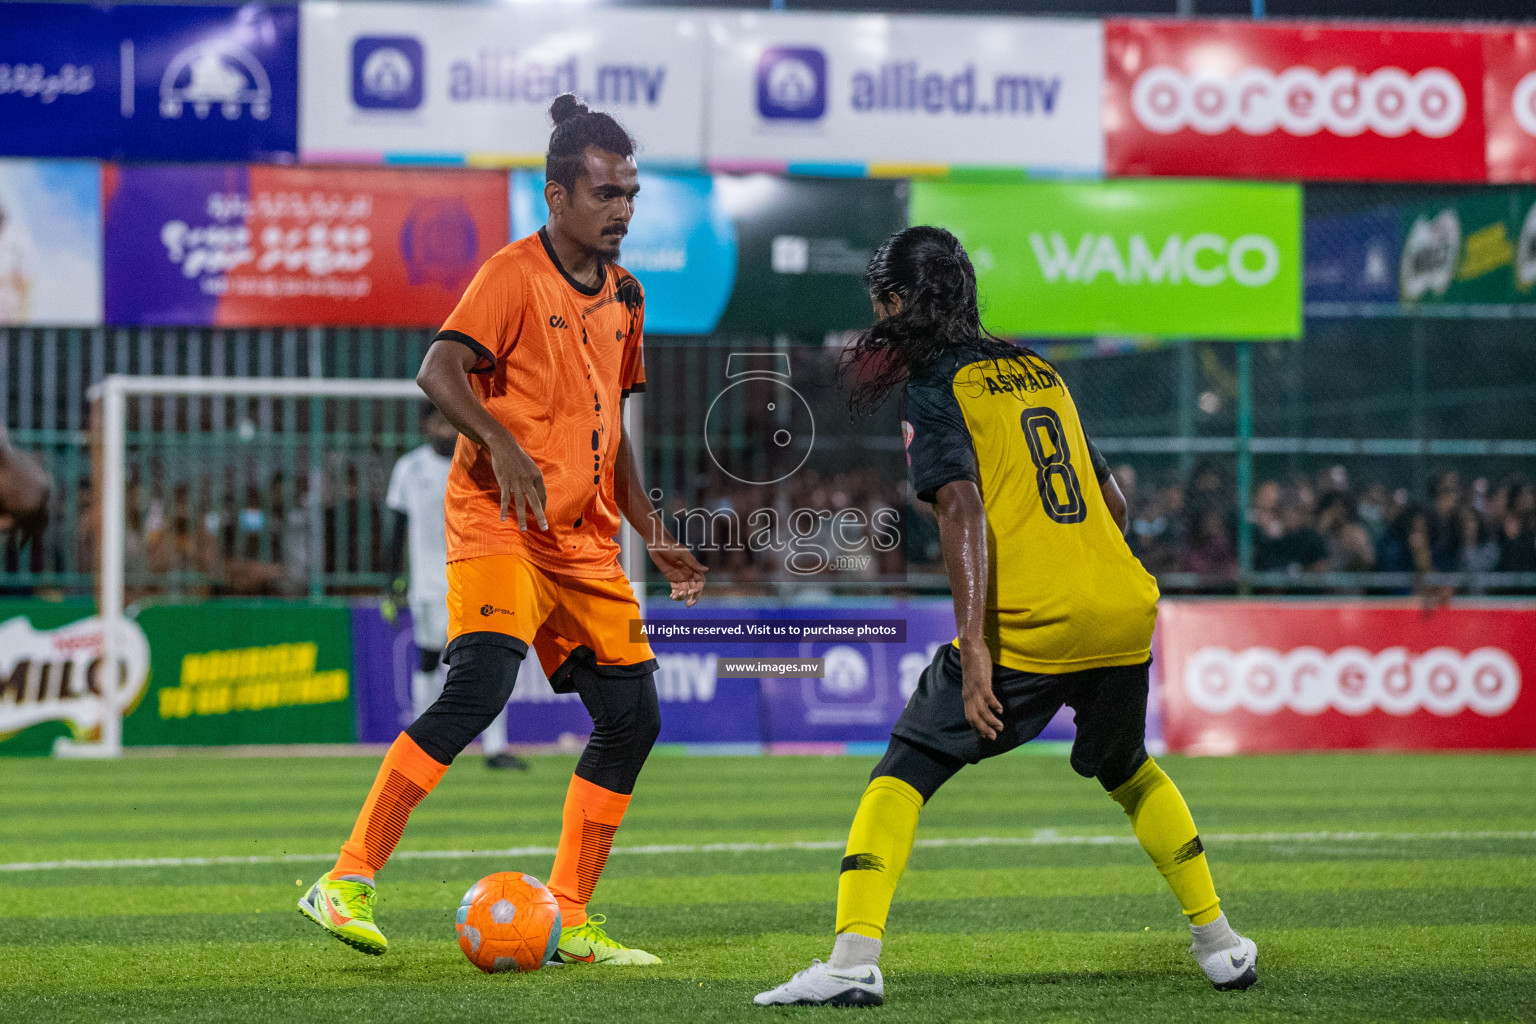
[707,13,1103,174]
[1106,20,1487,182]
[909,179,1301,339]
[300,2,706,166]
[0,3,298,162]
[103,164,508,327]
[1159,601,1536,753]
[1485,30,1536,183]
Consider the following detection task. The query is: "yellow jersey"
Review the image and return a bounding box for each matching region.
[902,346,1159,673]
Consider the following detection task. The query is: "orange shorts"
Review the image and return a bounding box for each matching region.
[445,552,655,678]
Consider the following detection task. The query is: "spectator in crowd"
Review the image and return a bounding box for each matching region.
[0,423,49,546]
[1497,480,1536,573]
[1255,497,1330,574]
[1317,491,1375,572]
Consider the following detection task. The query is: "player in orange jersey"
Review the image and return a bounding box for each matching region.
[299,94,706,966]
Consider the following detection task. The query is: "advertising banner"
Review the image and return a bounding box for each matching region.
[1106,20,1487,182]
[0,160,101,326]
[0,601,150,756]
[1398,188,1536,306]
[301,2,706,166]
[349,605,762,746]
[713,176,905,336]
[1159,601,1536,753]
[126,603,355,747]
[1485,30,1536,183]
[0,3,298,162]
[511,170,736,335]
[910,180,1302,339]
[707,13,1103,174]
[1304,207,1401,307]
[103,164,508,327]
[348,602,1132,749]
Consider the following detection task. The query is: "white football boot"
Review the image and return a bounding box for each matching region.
[754,959,885,1006]
[1193,933,1258,991]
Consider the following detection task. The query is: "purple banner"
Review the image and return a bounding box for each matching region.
[103,164,243,327]
[348,601,1160,750]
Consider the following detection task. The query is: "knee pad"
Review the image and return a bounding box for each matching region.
[564,655,660,795]
[405,634,524,764]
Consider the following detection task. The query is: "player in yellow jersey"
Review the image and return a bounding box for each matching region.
[755,227,1256,1007]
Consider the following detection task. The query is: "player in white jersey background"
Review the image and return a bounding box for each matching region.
[383,405,526,770]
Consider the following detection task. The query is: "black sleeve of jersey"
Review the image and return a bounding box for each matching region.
[903,379,979,504]
[1083,432,1111,485]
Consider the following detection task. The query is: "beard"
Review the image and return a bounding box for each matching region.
[597,228,626,263]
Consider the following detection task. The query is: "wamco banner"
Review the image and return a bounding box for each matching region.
[910,180,1301,339]
[707,12,1103,174]
[301,2,707,166]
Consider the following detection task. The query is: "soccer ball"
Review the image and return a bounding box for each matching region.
[455,871,562,973]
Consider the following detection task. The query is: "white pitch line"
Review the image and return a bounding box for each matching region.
[3,829,1533,874]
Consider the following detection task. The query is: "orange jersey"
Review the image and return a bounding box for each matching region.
[436,228,646,577]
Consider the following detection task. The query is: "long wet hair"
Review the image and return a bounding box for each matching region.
[839,225,1040,415]
[545,93,635,192]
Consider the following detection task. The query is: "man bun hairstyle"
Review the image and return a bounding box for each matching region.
[546,93,636,192]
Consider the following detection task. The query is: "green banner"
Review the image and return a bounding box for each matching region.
[1,600,355,755]
[1400,189,1536,305]
[909,180,1302,340]
[126,603,355,747]
[0,601,130,756]
[714,176,905,336]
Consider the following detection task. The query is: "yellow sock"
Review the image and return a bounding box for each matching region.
[1109,758,1222,926]
[835,777,924,939]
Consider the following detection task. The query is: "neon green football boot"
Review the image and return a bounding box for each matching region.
[554,914,660,965]
[297,871,388,955]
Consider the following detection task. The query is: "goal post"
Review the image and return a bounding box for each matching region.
[57,373,649,759]
[59,375,428,759]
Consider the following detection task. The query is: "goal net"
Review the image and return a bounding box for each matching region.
[57,375,645,758]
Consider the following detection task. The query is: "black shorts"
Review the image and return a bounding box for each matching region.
[891,644,1151,787]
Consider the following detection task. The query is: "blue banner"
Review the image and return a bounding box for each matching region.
[0,3,298,162]
[511,170,736,335]
[1304,207,1402,306]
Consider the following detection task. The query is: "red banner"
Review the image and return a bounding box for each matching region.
[1158,601,1536,753]
[1485,30,1536,183]
[1105,20,1488,182]
[103,165,508,327]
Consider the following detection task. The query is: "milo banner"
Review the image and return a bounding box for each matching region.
[128,603,355,747]
[909,180,1302,340]
[0,601,150,756]
[1398,188,1536,306]
[1,600,354,754]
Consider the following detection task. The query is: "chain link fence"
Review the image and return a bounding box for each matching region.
[3,183,1534,599]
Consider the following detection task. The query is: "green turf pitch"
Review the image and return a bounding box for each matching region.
[1,752,1533,1023]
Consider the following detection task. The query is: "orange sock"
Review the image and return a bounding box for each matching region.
[547,775,632,927]
[333,733,449,879]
